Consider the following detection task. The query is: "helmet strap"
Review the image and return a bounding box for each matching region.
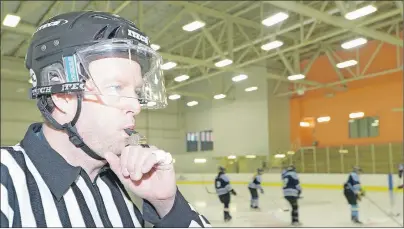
[37,94,104,161]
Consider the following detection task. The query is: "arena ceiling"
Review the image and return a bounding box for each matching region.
[1,1,403,101]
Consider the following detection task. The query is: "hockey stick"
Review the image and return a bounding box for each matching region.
[204,186,216,195]
[363,195,403,227]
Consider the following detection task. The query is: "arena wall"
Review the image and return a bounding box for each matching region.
[175,173,403,192]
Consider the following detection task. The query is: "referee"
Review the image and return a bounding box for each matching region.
[1,11,210,227]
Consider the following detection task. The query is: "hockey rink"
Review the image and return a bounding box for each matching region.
[177,184,404,227]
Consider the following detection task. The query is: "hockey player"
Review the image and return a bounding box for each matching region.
[398,163,403,189]
[248,168,264,209]
[343,166,366,224]
[215,166,237,222]
[282,165,302,226]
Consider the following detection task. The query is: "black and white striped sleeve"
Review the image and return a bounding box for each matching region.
[142,188,211,227]
[1,150,21,228]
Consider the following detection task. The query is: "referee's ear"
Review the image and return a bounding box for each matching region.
[51,93,78,117]
[48,93,80,124]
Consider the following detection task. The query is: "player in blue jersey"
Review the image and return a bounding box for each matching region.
[343,166,366,224]
[248,168,264,209]
[215,166,237,222]
[282,164,302,226]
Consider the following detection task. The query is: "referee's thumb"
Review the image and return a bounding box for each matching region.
[105,152,121,174]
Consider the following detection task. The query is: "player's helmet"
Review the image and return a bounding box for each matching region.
[257,168,264,174]
[353,166,363,173]
[219,166,226,173]
[24,11,167,160]
[287,164,296,171]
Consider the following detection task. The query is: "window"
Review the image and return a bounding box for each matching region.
[349,116,379,138]
[200,130,214,151]
[186,132,198,152]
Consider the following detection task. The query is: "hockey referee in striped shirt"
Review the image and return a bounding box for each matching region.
[1,11,210,227]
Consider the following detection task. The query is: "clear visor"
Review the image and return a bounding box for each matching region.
[74,39,167,109]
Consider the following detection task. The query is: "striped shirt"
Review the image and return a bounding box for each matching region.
[1,123,211,227]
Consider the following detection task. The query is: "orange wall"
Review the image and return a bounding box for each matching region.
[290,34,403,147]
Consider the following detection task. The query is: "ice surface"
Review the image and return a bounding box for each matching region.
[177,184,404,227]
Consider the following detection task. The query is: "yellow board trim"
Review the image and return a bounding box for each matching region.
[176,180,402,192]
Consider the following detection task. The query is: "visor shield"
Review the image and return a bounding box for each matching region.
[74,39,167,109]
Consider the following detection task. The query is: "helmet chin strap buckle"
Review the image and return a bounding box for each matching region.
[62,122,105,161]
[63,123,85,148]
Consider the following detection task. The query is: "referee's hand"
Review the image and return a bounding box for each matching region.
[105,146,176,216]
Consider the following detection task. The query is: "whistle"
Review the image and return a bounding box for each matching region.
[124,128,150,148]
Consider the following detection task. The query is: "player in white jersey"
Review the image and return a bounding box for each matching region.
[248,168,264,209]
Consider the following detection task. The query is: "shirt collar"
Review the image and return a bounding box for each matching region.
[21,123,82,201]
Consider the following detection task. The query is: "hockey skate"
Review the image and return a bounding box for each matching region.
[352,217,363,225]
[291,221,302,226]
[224,214,232,222]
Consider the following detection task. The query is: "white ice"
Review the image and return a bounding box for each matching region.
[177,184,404,227]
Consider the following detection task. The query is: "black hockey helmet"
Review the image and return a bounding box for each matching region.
[287,164,296,171]
[25,11,166,108]
[24,11,167,160]
[219,166,226,173]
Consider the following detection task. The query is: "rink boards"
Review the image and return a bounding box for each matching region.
[175,173,404,192]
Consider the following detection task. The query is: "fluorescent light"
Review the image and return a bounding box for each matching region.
[214,94,226,100]
[339,149,348,154]
[150,44,160,51]
[245,86,258,92]
[287,74,305,81]
[349,112,365,119]
[174,74,190,82]
[215,59,233,67]
[345,5,377,20]
[245,155,256,159]
[317,116,331,123]
[2,14,21,27]
[287,151,295,155]
[147,101,156,107]
[161,62,177,70]
[194,158,207,164]
[232,74,248,82]
[337,60,358,68]
[261,40,284,51]
[262,12,289,27]
[168,94,181,100]
[300,121,310,127]
[228,155,237,159]
[341,38,367,49]
[187,101,198,107]
[182,21,206,32]
[274,154,286,158]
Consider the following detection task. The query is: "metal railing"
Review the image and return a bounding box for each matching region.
[286,142,403,174]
